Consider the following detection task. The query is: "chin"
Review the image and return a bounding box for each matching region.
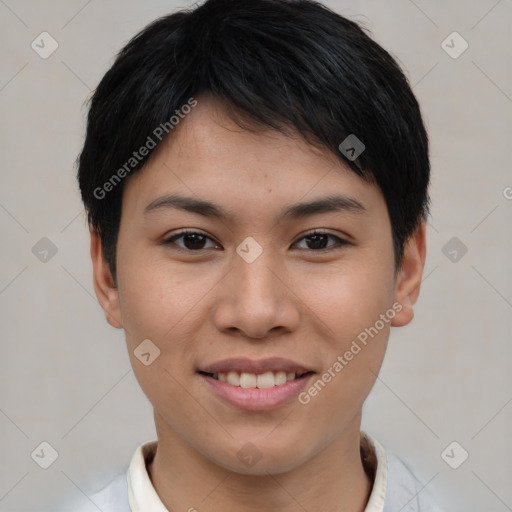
[224,456,305,476]
[207,438,311,476]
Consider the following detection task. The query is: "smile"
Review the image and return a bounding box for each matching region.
[199,370,313,389]
[197,358,316,411]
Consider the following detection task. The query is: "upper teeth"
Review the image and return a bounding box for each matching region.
[215,371,297,388]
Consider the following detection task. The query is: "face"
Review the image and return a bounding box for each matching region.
[91,95,425,475]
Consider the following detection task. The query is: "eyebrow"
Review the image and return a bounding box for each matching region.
[143,193,367,221]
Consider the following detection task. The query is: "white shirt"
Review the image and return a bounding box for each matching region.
[60,431,444,511]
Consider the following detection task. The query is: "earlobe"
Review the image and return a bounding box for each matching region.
[391,220,427,328]
[89,227,123,329]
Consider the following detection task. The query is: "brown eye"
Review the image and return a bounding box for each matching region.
[294,231,349,251]
[162,229,349,253]
[163,230,219,251]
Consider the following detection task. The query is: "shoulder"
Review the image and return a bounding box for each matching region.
[361,431,445,512]
[384,451,445,512]
[56,471,130,512]
[54,439,157,511]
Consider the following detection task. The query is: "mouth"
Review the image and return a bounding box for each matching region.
[196,357,316,411]
[197,370,315,389]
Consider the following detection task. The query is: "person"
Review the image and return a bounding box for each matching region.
[65,0,445,509]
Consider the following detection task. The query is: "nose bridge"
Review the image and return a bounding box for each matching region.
[213,237,299,338]
[234,240,281,311]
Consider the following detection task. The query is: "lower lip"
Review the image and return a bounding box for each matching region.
[199,373,314,411]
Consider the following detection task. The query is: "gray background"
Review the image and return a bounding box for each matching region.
[1,0,511,510]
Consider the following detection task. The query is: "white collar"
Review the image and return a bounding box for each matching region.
[127,430,388,512]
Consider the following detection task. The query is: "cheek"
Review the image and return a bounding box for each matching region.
[116,250,192,339]
[303,259,395,340]
[115,252,217,387]
[115,257,199,407]
[297,259,394,405]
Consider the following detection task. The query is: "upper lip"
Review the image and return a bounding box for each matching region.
[198,357,314,375]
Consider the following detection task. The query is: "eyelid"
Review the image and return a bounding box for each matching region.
[162,228,351,252]
[294,229,351,250]
[162,229,220,249]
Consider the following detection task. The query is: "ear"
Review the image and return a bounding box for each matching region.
[90,227,123,329]
[391,219,427,327]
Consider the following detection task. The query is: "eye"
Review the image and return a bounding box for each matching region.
[162,229,350,253]
[162,229,220,252]
[294,230,350,251]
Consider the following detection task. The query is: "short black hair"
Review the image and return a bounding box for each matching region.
[77,0,430,286]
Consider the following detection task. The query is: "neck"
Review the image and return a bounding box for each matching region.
[147,413,373,512]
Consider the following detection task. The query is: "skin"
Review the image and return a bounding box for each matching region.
[91,94,426,512]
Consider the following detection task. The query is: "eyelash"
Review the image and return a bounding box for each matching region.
[162,229,350,253]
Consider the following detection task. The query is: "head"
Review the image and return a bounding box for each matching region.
[78,0,429,474]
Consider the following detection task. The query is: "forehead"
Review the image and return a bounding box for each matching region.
[121,95,384,222]
[160,95,338,176]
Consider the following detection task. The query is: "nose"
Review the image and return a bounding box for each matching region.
[212,247,301,340]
